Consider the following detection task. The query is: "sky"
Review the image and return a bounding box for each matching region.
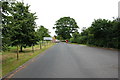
[17,0,119,36]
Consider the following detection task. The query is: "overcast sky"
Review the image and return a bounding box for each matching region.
[17,0,119,36]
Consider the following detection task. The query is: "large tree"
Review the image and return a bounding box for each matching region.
[53,17,79,40]
[2,1,39,53]
[9,2,38,52]
[90,19,114,47]
[2,1,13,51]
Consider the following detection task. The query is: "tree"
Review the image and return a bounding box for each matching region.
[36,25,51,49]
[2,1,39,55]
[37,25,50,41]
[53,17,79,40]
[90,19,114,47]
[2,1,13,51]
[70,32,80,43]
[8,2,38,52]
[2,2,9,51]
[111,18,120,49]
[70,18,119,49]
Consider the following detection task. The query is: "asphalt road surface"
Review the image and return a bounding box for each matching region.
[12,43,118,78]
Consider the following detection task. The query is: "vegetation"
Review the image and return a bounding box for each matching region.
[70,18,120,49]
[2,1,39,52]
[2,42,55,77]
[2,1,12,51]
[1,0,119,78]
[2,1,51,57]
[1,1,52,77]
[53,17,79,40]
[37,25,51,41]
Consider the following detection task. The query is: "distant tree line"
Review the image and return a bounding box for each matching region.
[53,17,119,49]
[2,1,50,51]
[70,18,120,49]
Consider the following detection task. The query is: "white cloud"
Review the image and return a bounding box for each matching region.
[17,0,119,36]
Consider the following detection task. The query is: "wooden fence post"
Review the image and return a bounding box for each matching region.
[17,45,19,60]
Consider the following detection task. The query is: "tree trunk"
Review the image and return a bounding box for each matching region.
[32,44,34,53]
[42,40,44,46]
[20,45,23,52]
[44,41,46,47]
[40,42,42,49]
[17,45,19,60]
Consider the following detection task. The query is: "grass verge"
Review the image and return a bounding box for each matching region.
[2,42,55,77]
[68,42,86,46]
[69,42,119,51]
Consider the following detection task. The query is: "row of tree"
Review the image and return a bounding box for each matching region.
[70,18,120,49]
[2,1,50,52]
[53,17,119,49]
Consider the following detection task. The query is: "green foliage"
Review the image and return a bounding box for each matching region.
[2,1,39,51]
[77,36,87,44]
[2,1,12,51]
[37,25,51,41]
[53,17,79,40]
[70,38,74,43]
[70,32,80,43]
[89,19,119,48]
[70,18,119,49]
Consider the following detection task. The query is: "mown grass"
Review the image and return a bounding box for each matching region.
[69,42,119,51]
[2,42,55,77]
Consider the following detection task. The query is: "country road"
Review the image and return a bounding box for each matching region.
[11,43,118,78]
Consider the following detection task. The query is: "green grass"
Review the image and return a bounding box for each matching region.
[2,42,55,77]
[9,46,17,49]
[69,42,119,51]
[69,42,86,46]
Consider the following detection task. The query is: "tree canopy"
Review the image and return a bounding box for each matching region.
[53,17,79,40]
[70,18,120,49]
[2,1,39,51]
[37,25,51,41]
[2,1,13,51]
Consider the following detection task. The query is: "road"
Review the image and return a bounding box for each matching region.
[11,43,118,78]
